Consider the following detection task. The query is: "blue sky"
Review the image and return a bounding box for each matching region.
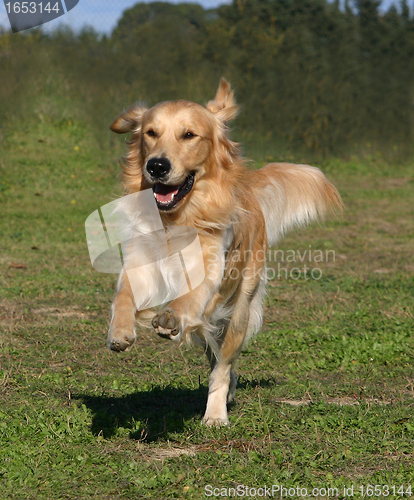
[0,0,230,34]
[0,0,404,34]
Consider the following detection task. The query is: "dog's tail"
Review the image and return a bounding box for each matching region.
[251,163,343,246]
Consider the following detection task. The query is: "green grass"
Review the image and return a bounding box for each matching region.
[1,119,414,499]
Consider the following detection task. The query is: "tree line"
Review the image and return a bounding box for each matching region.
[1,0,413,157]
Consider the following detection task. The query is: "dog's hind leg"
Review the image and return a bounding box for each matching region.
[202,292,255,426]
[202,309,249,426]
[202,361,233,426]
[205,343,237,404]
[202,271,266,426]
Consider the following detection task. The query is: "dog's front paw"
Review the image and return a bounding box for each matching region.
[107,327,136,352]
[152,308,180,340]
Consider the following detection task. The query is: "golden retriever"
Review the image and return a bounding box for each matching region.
[107,79,342,426]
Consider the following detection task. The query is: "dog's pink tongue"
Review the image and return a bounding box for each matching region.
[154,183,179,203]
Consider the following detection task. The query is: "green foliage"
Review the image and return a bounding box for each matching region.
[1,0,414,156]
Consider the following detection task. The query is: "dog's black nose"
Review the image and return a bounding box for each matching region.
[146,157,171,180]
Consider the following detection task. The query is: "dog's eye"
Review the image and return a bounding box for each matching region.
[146,129,157,138]
[183,131,196,140]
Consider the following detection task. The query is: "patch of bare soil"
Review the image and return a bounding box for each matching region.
[31,306,88,318]
[273,397,391,407]
[140,444,197,461]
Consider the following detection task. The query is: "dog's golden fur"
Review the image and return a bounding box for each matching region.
[107,79,342,425]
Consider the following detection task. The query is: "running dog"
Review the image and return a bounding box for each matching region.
[107,79,342,426]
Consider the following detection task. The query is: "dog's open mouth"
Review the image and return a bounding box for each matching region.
[152,173,195,211]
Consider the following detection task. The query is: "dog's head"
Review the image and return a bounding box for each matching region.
[110,79,241,219]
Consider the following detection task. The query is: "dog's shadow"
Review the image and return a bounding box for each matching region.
[76,385,208,442]
[76,377,278,442]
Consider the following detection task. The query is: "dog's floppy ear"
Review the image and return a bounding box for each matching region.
[207,78,239,123]
[110,104,148,134]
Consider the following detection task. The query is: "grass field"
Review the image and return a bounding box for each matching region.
[1,118,413,499]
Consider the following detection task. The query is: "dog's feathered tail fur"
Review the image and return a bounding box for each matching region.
[250,163,343,246]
